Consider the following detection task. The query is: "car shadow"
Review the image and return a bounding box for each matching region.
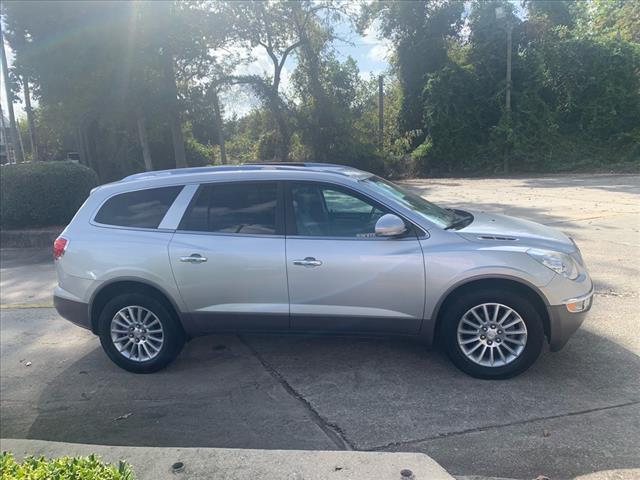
[24,326,640,478]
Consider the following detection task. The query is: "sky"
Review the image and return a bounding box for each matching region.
[0,13,390,121]
[215,17,391,118]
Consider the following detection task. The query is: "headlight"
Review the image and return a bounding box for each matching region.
[527,248,579,280]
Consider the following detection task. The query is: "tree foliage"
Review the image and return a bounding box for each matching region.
[2,0,638,180]
[3,0,229,180]
[409,0,640,174]
[360,1,464,137]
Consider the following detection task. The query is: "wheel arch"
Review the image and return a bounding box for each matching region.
[431,276,551,344]
[89,279,185,335]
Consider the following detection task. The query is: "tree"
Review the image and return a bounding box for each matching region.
[4,1,232,178]
[360,1,464,137]
[574,0,640,43]
[221,1,346,161]
[0,24,23,163]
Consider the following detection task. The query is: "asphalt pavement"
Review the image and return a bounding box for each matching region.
[1,174,639,480]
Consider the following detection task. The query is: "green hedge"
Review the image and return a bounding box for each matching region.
[0,162,99,229]
[0,452,134,479]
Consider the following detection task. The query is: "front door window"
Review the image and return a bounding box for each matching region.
[290,183,388,238]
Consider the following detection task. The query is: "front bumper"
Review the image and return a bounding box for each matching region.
[53,294,91,330]
[547,290,593,351]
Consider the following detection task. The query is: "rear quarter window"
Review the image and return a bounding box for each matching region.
[94,186,183,228]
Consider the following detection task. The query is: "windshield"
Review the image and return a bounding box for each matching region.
[362,176,458,229]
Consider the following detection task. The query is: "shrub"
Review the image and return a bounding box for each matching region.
[185,133,214,167]
[0,452,135,480]
[0,161,99,229]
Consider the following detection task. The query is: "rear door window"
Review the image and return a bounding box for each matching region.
[94,186,183,228]
[179,182,281,235]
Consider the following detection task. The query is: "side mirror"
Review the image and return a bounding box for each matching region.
[375,214,407,237]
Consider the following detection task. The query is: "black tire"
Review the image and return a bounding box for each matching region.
[98,293,185,373]
[441,289,544,379]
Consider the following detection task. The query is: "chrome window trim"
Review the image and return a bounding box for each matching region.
[173,230,285,240]
[88,224,177,234]
[284,235,419,242]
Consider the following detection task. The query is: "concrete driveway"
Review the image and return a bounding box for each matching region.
[1,174,639,480]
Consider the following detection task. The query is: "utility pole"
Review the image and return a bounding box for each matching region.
[0,27,23,163]
[495,7,513,174]
[504,23,512,174]
[378,74,384,152]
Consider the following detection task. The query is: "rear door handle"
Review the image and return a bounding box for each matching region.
[180,254,208,264]
[293,257,322,267]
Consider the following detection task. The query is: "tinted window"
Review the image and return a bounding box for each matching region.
[291,183,388,237]
[180,182,278,235]
[95,186,182,228]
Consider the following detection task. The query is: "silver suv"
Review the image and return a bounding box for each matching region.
[53,163,593,378]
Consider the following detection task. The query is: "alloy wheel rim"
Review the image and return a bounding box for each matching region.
[110,306,164,362]
[456,303,528,368]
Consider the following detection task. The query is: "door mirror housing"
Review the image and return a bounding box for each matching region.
[375,214,408,237]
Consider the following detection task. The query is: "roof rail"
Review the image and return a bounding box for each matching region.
[118,162,366,184]
[242,162,345,168]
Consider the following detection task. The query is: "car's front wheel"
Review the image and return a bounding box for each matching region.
[98,293,185,373]
[442,289,544,379]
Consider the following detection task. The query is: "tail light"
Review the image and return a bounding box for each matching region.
[53,237,68,260]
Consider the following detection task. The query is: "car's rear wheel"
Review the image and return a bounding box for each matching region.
[98,293,185,373]
[442,289,544,379]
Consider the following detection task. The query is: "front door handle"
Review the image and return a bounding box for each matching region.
[180,254,208,264]
[293,257,322,268]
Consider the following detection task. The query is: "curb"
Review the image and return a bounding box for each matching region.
[0,438,455,480]
[0,303,54,309]
[0,227,62,249]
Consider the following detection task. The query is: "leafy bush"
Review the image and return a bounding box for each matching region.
[0,452,134,480]
[185,134,214,167]
[0,161,99,229]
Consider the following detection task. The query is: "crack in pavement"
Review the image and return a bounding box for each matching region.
[368,399,640,452]
[595,290,638,299]
[238,335,356,451]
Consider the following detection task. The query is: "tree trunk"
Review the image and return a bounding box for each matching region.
[0,29,23,163]
[22,77,38,161]
[162,45,187,168]
[378,75,384,153]
[211,89,227,165]
[0,102,7,164]
[16,117,26,161]
[265,91,291,162]
[136,112,153,171]
[75,127,87,166]
[273,104,291,161]
[81,122,97,175]
[168,115,186,168]
[293,3,340,162]
[298,33,327,161]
